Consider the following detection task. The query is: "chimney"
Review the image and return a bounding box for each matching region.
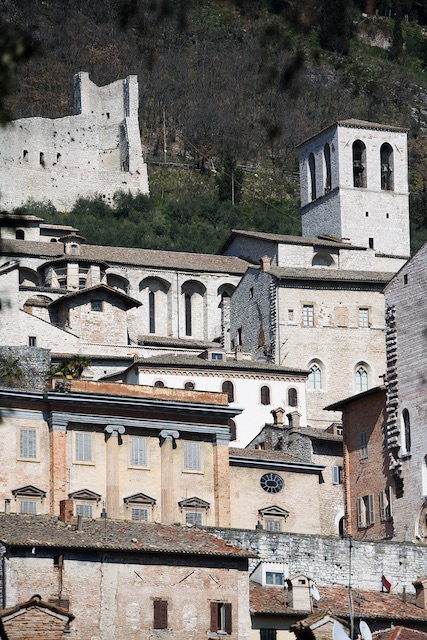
[286,574,312,610]
[271,407,286,426]
[287,410,302,429]
[234,344,243,361]
[59,499,75,525]
[260,256,271,272]
[413,578,427,609]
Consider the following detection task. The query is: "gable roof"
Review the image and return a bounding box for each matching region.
[218,229,364,254]
[296,119,409,149]
[0,594,74,622]
[47,284,141,310]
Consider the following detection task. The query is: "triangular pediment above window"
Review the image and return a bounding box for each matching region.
[123,493,156,505]
[178,496,210,510]
[12,485,46,498]
[258,505,289,519]
[68,489,101,502]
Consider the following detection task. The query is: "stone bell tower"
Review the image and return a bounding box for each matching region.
[297,119,410,258]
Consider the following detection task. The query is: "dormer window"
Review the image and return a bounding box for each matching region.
[71,245,77,255]
[91,300,102,311]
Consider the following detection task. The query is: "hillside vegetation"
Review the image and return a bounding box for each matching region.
[5,0,427,252]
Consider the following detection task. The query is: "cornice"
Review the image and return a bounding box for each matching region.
[138,368,306,382]
[229,456,324,474]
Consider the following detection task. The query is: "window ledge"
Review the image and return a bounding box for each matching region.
[17,457,40,463]
[182,469,204,475]
[400,453,411,460]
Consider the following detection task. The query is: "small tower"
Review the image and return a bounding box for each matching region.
[297,119,410,258]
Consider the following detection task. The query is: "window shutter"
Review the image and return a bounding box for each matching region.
[356,498,364,528]
[20,429,36,458]
[210,603,219,632]
[224,603,232,634]
[184,442,201,470]
[130,437,146,466]
[388,486,394,518]
[333,466,340,485]
[367,494,375,525]
[154,600,167,629]
[75,432,91,462]
[260,386,270,405]
[379,490,386,521]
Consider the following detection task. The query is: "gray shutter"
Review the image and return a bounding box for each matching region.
[20,429,36,458]
[131,437,146,466]
[356,498,364,528]
[75,433,91,462]
[184,442,200,470]
[367,494,375,525]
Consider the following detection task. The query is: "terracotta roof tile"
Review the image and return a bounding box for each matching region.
[0,514,254,557]
[373,627,427,640]
[270,266,395,284]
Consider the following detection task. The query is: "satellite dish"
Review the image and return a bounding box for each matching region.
[311,583,321,601]
[333,620,350,640]
[360,621,372,640]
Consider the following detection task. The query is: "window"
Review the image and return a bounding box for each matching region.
[355,366,368,393]
[359,308,369,328]
[211,353,223,360]
[228,419,237,441]
[185,511,202,526]
[266,571,284,585]
[380,143,394,191]
[16,229,25,240]
[154,600,168,630]
[154,380,165,388]
[184,381,195,390]
[353,140,366,187]
[360,431,368,459]
[308,364,322,390]
[185,293,192,336]
[379,487,393,522]
[302,304,314,327]
[39,152,45,167]
[288,388,298,407]
[184,441,201,471]
[76,503,92,518]
[130,437,147,467]
[288,309,294,321]
[369,237,374,249]
[149,290,155,333]
[91,300,102,311]
[75,432,92,462]
[70,245,77,255]
[324,143,332,193]
[210,602,232,634]
[402,409,411,454]
[260,385,271,405]
[20,429,36,459]
[308,153,316,201]
[28,336,37,347]
[20,500,38,514]
[333,466,343,485]
[131,507,148,521]
[261,631,277,640]
[357,494,375,528]
[222,380,235,403]
[265,519,282,533]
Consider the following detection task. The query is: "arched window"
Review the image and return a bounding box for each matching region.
[381,143,394,191]
[288,388,298,407]
[260,386,271,405]
[312,252,334,267]
[154,380,165,388]
[402,409,411,453]
[308,153,316,201]
[308,364,322,390]
[228,419,237,441]
[184,381,195,390]
[353,140,366,188]
[222,380,234,403]
[15,229,25,240]
[355,366,368,393]
[149,291,155,334]
[185,293,192,336]
[324,143,332,193]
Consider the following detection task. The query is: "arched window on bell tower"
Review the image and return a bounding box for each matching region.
[324,143,332,194]
[353,140,366,188]
[308,153,316,201]
[381,143,394,191]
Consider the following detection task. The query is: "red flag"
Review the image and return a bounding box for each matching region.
[382,575,391,592]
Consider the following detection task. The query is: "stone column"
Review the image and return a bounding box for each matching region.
[159,429,180,524]
[104,425,125,519]
[213,437,231,527]
[49,414,68,515]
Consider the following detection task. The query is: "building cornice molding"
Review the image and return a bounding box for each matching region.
[138,368,307,382]
[229,455,324,474]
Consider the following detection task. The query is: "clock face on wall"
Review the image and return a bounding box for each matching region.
[260,472,284,494]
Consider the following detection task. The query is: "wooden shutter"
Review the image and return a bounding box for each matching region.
[367,494,375,525]
[356,497,365,528]
[224,603,232,634]
[130,437,146,466]
[154,600,167,629]
[75,432,91,462]
[20,429,36,458]
[260,386,270,405]
[379,490,386,521]
[210,603,219,632]
[184,441,200,470]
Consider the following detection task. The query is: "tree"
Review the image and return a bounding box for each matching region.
[48,356,90,380]
[319,0,352,55]
[0,355,23,387]
[216,153,244,205]
[390,0,404,60]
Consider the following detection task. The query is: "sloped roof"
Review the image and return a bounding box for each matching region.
[373,627,427,639]
[270,266,395,285]
[296,119,409,148]
[0,514,254,558]
[47,284,141,310]
[250,583,427,622]
[0,594,74,621]
[229,447,323,468]
[218,229,363,253]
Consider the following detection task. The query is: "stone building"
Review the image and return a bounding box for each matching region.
[0,73,149,211]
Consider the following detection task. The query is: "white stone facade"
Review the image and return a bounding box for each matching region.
[0,73,149,211]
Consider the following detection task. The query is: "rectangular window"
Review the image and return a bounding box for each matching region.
[20,429,37,459]
[357,494,375,528]
[360,431,368,459]
[153,600,168,630]
[131,507,148,521]
[184,441,201,471]
[91,300,102,311]
[261,631,277,640]
[75,432,92,462]
[359,308,369,328]
[130,437,147,467]
[20,500,37,514]
[28,336,37,347]
[185,511,202,526]
[265,519,282,532]
[379,487,393,521]
[211,353,223,360]
[210,602,232,634]
[302,305,314,327]
[333,466,343,485]
[76,503,92,518]
[266,571,284,585]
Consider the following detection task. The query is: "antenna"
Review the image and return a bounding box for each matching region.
[359,621,372,640]
[311,583,321,601]
[333,620,350,640]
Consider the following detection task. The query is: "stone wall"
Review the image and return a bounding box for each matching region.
[0,346,50,391]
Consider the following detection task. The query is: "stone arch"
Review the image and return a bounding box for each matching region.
[19,267,39,287]
[107,273,129,294]
[307,359,324,391]
[353,140,366,188]
[218,283,236,300]
[23,294,53,320]
[381,142,394,191]
[139,276,171,336]
[312,252,335,267]
[181,280,207,339]
[15,229,25,240]
[355,361,370,394]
